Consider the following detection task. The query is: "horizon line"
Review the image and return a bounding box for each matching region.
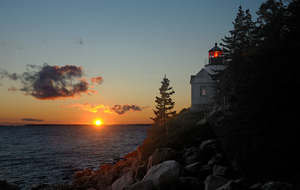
[0,123,152,127]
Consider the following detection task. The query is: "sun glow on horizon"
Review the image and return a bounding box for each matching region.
[95,119,102,126]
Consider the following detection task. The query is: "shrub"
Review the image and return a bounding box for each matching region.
[139,111,217,161]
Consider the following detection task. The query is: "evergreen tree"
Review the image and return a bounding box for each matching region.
[255,0,287,43]
[151,75,176,125]
[217,5,256,107]
[221,6,255,62]
[215,0,300,182]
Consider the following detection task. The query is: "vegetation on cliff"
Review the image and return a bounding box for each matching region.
[215,0,300,183]
[140,110,216,161]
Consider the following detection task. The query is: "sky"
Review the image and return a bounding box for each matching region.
[0,0,266,125]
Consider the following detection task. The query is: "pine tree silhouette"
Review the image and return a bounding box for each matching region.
[151,75,176,125]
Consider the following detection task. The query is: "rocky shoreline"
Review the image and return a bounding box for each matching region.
[1,139,295,190]
[67,139,294,190]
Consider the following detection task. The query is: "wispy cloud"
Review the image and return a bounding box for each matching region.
[109,104,148,115]
[90,76,103,84]
[0,40,23,50]
[0,63,103,100]
[22,118,43,122]
[61,103,149,115]
[73,37,84,46]
[8,86,17,91]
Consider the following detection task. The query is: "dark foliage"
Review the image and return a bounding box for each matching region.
[215,0,300,183]
[166,112,216,150]
[140,111,216,161]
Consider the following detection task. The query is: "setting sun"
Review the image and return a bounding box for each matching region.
[95,120,102,126]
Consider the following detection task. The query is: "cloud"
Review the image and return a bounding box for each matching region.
[109,104,148,115]
[0,69,18,80]
[61,103,109,113]
[73,37,84,48]
[0,40,23,50]
[8,86,17,91]
[22,118,43,122]
[0,63,103,100]
[90,76,103,84]
[61,103,149,115]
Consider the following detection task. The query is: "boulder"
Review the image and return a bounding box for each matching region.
[200,139,217,150]
[208,153,226,166]
[137,145,151,162]
[249,183,263,189]
[184,162,202,176]
[74,168,93,179]
[197,165,213,181]
[0,180,19,190]
[178,177,202,190]
[205,175,229,190]
[216,180,246,190]
[131,157,141,173]
[122,179,154,190]
[183,147,200,166]
[261,181,293,190]
[213,165,228,177]
[147,148,175,169]
[111,170,134,190]
[143,160,181,190]
[199,140,218,164]
[135,164,147,181]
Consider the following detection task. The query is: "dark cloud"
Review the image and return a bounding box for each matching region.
[1,63,103,100]
[22,118,43,122]
[0,69,19,80]
[109,104,149,115]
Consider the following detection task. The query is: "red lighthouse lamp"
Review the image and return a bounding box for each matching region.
[208,43,224,65]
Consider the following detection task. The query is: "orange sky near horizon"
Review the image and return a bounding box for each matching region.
[0,78,189,125]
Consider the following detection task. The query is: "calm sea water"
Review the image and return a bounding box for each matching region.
[0,125,149,189]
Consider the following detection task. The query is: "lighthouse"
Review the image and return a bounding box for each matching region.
[190,43,226,113]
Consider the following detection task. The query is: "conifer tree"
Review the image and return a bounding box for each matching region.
[221,6,255,57]
[151,75,176,125]
[217,5,256,106]
[215,0,300,181]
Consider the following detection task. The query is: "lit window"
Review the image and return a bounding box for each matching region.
[200,86,207,96]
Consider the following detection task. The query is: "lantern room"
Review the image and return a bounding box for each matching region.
[208,43,223,65]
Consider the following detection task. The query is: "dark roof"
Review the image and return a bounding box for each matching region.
[191,75,195,81]
[209,43,223,52]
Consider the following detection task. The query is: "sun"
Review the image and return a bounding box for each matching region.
[95,119,102,126]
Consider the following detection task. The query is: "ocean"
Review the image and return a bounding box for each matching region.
[0,125,149,189]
